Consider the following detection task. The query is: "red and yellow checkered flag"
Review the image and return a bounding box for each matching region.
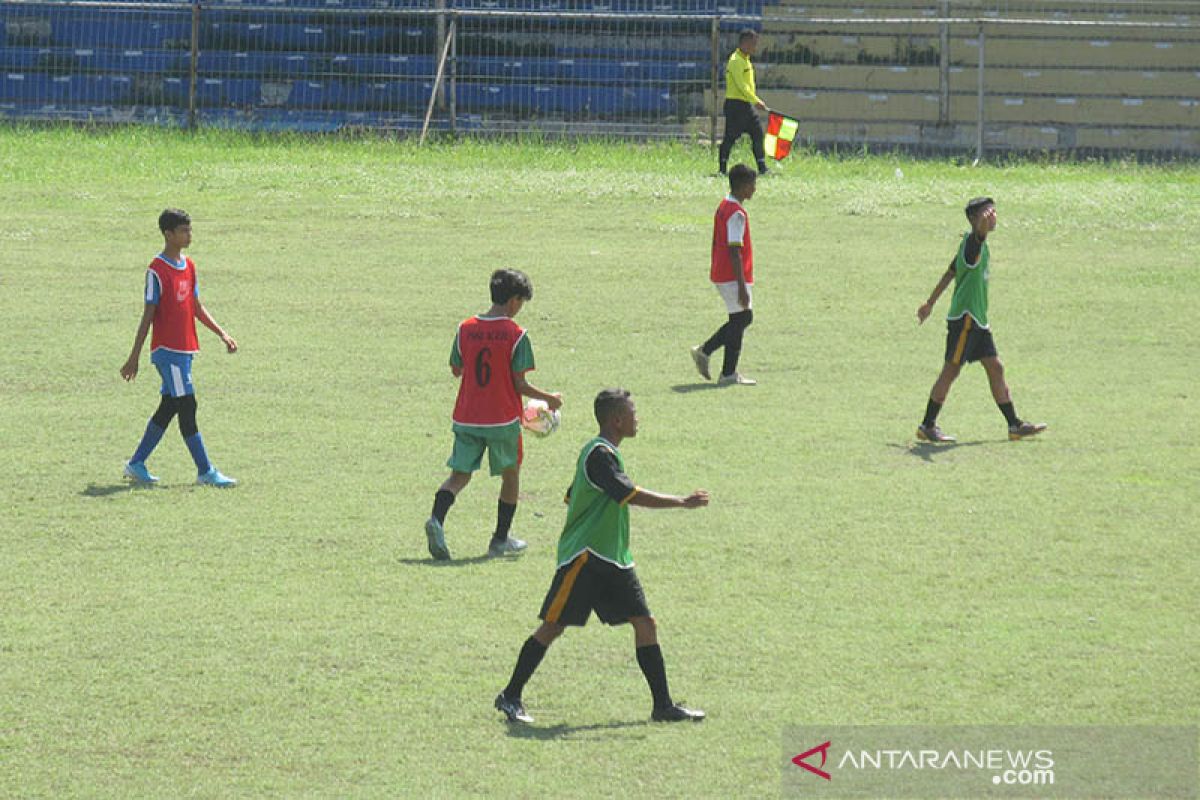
[765,112,800,161]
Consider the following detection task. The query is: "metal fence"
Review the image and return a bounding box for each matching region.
[758,2,1200,159]
[1,0,1197,158]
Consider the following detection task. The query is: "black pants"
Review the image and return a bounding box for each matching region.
[719,99,766,172]
[702,309,754,378]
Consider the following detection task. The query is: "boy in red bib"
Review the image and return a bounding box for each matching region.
[691,164,758,386]
[120,209,238,486]
[425,269,563,560]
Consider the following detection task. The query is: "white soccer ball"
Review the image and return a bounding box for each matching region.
[521,399,560,438]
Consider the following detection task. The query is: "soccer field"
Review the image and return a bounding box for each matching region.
[1,128,1197,798]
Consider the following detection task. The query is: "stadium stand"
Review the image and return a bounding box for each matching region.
[0,0,1196,155]
[0,0,725,127]
[754,0,1199,156]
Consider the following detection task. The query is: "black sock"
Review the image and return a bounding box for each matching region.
[721,334,744,377]
[636,644,673,710]
[431,489,455,524]
[702,321,729,356]
[718,159,728,175]
[494,500,517,541]
[503,636,548,701]
[720,310,752,377]
[922,398,942,428]
[757,160,769,173]
[998,401,1019,427]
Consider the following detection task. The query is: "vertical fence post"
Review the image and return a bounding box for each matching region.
[938,0,949,126]
[435,0,446,110]
[710,16,719,148]
[188,0,200,130]
[975,21,985,162]
[449,11,457,134]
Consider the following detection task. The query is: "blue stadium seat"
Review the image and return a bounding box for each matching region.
[548,58,705,83]
[1,45,183,77]
[100,49,185,73]
[456,82,507,110]
[454,80,672,115]
[199,50,315,78]
[54,74,134,104]
[457,57,522,80]
[263,23,330,51]
[558,45,709,61]
[345,79,429,110]
[196,77,264,106]
[51,16,191,49]
[224,78,263,105]
[0,73,54,102]
[204,0,435,8]
[287,79,346,108]
[336,54,436,79]
[162,76,189,105]
[205,21,431,53]
[450,0,761,11]
[0,47,45,71]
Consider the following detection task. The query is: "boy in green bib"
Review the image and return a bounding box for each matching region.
[916,197,1047,443]
[495,388,710,725]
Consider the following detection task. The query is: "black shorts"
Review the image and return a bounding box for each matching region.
[538,551,650,627]
[944,315,997,365]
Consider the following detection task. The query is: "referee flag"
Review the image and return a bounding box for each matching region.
[765,112,800,160]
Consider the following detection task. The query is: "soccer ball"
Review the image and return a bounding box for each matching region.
[521,399,560,438]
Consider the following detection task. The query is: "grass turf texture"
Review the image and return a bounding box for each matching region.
[1,128,1197,797]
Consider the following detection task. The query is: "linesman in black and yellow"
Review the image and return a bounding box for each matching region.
[494,388,710,725]
[719,28,770,176]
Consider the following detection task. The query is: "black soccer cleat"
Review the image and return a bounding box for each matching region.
[651,702,706,722]
[495,692,533,724]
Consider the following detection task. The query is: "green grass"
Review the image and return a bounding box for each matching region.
[1,127,1197,798]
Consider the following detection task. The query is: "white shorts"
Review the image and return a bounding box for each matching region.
[714,281,753,314]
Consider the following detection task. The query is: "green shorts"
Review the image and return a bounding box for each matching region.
[448,422,523,476]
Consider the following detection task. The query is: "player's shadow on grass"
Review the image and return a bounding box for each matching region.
[670,383,723,394]
[80,482,158,497]
[396,555,495,567]
[504,719,650,741]
[890,440,991,463]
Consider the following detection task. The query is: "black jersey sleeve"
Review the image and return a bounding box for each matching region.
[585,446,637,505]
[962,234,983,267]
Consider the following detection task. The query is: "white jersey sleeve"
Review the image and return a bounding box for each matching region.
[144,270,161,304]
[726,209,747,246]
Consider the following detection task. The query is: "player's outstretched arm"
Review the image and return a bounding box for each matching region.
[628,489,710,510]
[513,372,562,411]
[917,262,956,324]
[121,303,156,381]
[195,301,237,353]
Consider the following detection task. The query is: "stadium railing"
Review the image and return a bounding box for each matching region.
[0,0,1196,158]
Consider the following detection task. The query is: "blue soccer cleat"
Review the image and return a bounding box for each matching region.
[124,461,159,484]
[197,466,237,487]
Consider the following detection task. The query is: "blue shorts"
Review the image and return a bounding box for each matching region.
[151,349,195,397]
